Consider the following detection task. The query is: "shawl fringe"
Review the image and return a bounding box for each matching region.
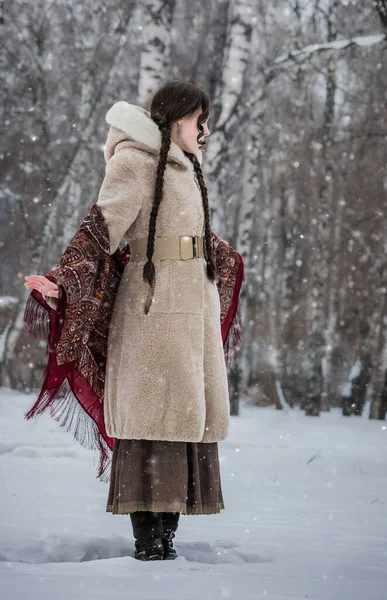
[24,292,51,340]
[24,289,113,481]
[25,375,112,482]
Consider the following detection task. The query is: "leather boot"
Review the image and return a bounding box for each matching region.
[130,511,164,561]
[161,511,180,560]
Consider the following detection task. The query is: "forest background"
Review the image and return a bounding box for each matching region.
[1,0,387,420]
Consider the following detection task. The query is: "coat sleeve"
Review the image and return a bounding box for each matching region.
[43,284,65,311]
[96,149,144,255]
[43,294,58,311]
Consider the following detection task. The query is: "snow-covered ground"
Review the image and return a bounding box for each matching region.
[1,386,386,600]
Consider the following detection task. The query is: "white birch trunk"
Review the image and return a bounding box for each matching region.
[205,0,253,231]
[136,0,176,106]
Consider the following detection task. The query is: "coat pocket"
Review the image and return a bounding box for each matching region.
[170,259,205,314]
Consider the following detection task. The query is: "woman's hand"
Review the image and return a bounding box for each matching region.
[24,275,59,298]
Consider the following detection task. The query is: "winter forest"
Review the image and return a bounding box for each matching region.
[1,1,387,598]
[1,0,387,419]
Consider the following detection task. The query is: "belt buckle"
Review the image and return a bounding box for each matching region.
[180,235,194,260]
[195,235,203,258]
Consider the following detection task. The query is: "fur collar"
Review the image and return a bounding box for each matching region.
[105,100,203,169]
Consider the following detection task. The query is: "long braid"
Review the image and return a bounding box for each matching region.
[142,116,172,314]
[186,153,216,282]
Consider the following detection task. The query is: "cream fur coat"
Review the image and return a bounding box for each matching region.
[96,101,230,443]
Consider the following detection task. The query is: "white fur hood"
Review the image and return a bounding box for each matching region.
[103,100,203,170]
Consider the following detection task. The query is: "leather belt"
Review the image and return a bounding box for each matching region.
[129,235,205,261]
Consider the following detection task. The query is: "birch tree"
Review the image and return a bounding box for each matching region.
[137,0,176,106]
[205,0,254,232]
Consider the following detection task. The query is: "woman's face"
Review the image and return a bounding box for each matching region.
[172,106,210,155]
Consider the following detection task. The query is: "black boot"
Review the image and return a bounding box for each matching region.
[130,511,164,561]
[161,511,180,560]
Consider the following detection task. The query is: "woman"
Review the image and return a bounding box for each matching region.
[24,81,244,562]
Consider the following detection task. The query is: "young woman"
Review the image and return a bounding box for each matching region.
[24,80,244,562]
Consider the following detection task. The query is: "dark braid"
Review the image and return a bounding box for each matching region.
[142,112,172,314]
[143,137,216,315]
[143,81,215,315]
[186,152,216,282]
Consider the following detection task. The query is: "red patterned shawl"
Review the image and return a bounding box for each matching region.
[23,204,244,481]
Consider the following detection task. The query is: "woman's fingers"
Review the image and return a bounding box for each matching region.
[24,275,44,288]
[24,275,44,287]
[24,282,43,292]
[25,275,57,286]
[25,275,48,282]
[24,275,58,295]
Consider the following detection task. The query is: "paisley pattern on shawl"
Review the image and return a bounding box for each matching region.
[212,232,245,365]
[23,204,244,481]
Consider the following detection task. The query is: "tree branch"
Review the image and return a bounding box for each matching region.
[273,32,386,66]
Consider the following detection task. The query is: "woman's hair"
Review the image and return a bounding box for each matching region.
[142,80,215,314]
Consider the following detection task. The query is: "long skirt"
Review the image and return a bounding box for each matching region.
[106,438,225,515]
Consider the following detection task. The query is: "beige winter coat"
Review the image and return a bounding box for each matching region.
[96,101,230,443]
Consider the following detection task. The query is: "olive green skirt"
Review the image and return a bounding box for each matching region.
[106,438,225,515]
